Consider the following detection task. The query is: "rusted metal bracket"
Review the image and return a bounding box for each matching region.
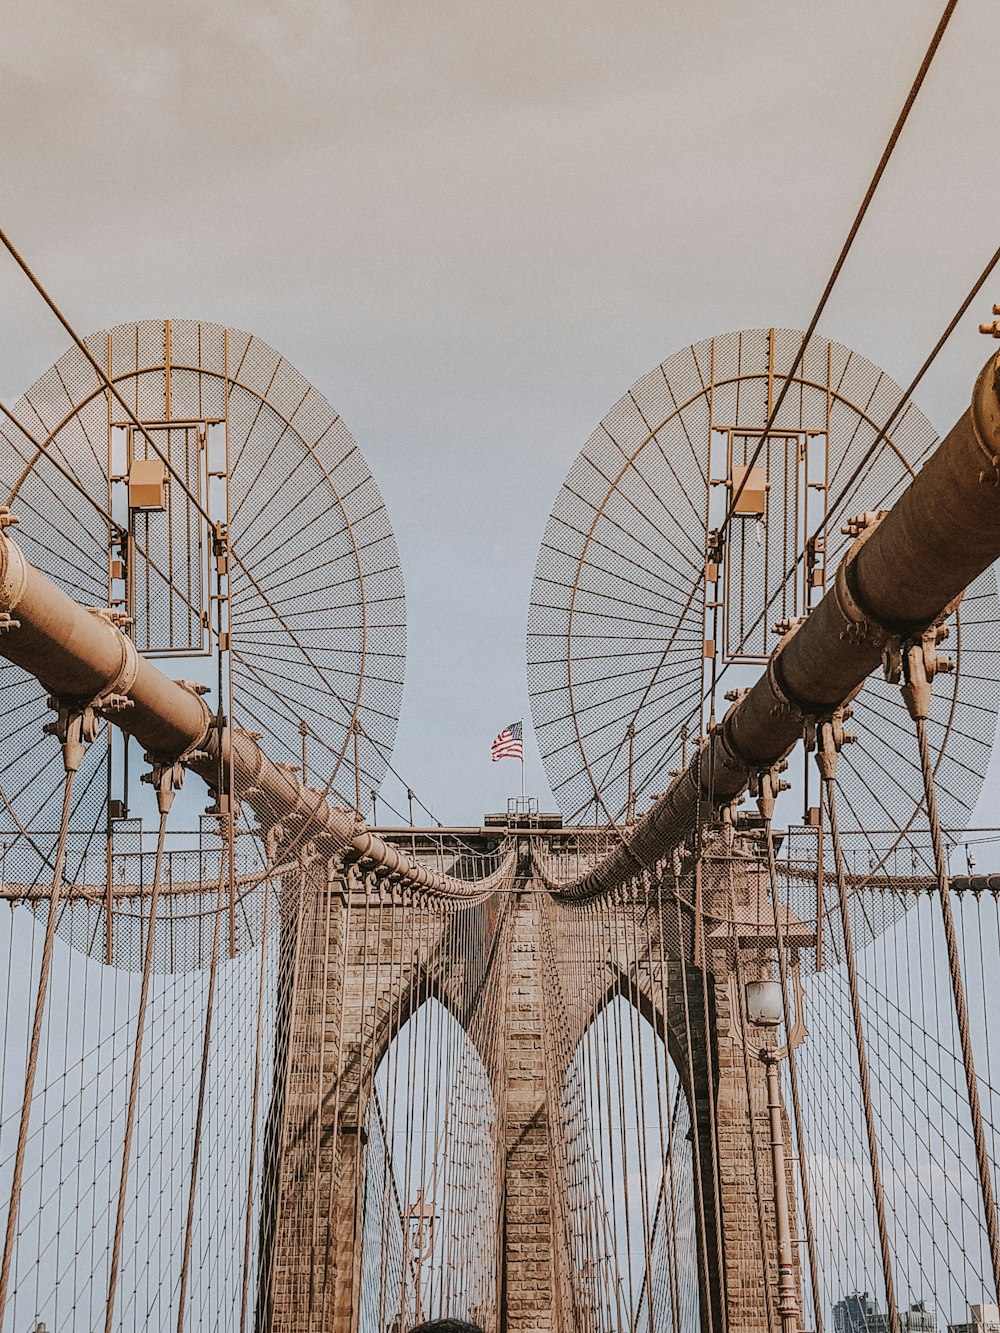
[808,706,857,782]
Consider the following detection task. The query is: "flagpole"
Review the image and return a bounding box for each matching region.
[520,720,525,802]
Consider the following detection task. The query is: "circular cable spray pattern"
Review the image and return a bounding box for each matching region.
[0,319,406,967]
[528,328,1000,868]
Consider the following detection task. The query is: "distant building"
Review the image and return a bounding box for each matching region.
[834,1293,888,1333]
[834,1292,937,1333]
[902,1301,937,1332]
[948,1304,1000,1333]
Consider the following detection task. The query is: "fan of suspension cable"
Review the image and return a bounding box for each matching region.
[527,328,999,868]
[0,319,406,966]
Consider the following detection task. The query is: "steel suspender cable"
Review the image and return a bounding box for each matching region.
[671,858,718,1333]
[763,816,824,1333]
[104,800,171,1333]
[724,870,778,1331]
[822,755,900,1333]
[0,764,76,1324]
[913,709,1000,1302]
[239,861,274,1333]
[175,859,229,1333]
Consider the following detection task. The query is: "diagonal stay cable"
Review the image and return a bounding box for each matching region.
[625,237,1000,826]
[571,0,960,831]
[718,0,959,538]
[0,226,455,830]
[0,400,206,626]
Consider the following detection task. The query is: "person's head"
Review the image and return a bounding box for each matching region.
[407,1322,485,1333]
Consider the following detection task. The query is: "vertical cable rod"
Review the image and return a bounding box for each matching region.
[104,802,171,1333]
[239,863,275,1333]
[175,859,230,1333]
[914,713,1000,1302]
[823,766,899,1332]
[762,817,824,1332]
[0,766,77,1323]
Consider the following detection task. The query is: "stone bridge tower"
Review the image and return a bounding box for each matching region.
[259,823,802,1333]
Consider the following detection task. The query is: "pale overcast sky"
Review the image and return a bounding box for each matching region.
[1,0,998,823]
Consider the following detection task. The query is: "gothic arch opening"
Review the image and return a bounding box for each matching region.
[559,994,699,1333]
[359,997,500,1333]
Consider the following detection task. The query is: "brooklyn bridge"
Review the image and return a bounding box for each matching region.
[3,7,1000,1333]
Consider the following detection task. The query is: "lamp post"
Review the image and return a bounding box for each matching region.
[746,978,802,1333]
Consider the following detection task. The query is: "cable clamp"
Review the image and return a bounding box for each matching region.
[762,614,831,727]
[0,526,28,612]
[206,789,242,826]
[772,615,806,639]
[85,609,139,712]
[264,822,286,863]
[971,344,1000,485]
[765,649,805,726]
[718,795,746,850]
[832,512,890,646]
[176,679,211,697]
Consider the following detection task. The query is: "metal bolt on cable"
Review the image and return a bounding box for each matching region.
[840,509,887,538]
[772,616,806,638]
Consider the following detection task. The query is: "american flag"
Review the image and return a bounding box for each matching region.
[491,721,523,762]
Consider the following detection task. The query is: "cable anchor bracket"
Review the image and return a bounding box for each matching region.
[0,512,21,634]
[750,760,791,822]
[882,622,954,722]
[806,706,856,782]
[43,698,101,773]
[142,755,185,815]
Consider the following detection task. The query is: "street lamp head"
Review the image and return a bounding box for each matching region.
[745,979,783,1028]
